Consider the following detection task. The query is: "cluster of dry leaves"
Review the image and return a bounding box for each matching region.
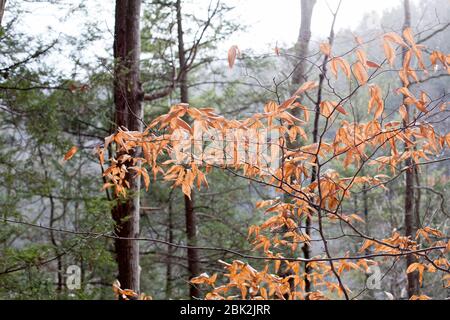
[88,27,450,300]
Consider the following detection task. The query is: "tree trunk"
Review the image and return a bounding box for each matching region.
[291,0,316,104]
[176,0,200,299]
[112,0,142,293]
[184,192,200,298]
[414,166,421,230]
[291,0,316,295]
[0,0,6,27]
[402,0,420,298]
[165,191,174,298]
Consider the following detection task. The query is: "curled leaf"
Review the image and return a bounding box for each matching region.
[294,81,318,96]
[383,32,408,47]
[331,57,351,79]
[402,27,415,46]
[228,45,240,69]
[399,105,408,122]
[383,40,396,66]
[352,61,368,85]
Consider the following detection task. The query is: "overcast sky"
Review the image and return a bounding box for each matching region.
[230,0,413,50]
[11,0,420,75]
[20,0,417,46]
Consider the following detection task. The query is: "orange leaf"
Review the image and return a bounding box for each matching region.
[402,27,415,46]
[368,84,384,116]
[410,295,431,300]
[294,81,318,96]
[383,40,396,66]
[406,262,420,274]
[383,32,407,47]
[228,45,240,69]
[331,57,351,79]
[320,43,331,56]
[335,104,348,115]
[366,60,381,68]
[353,61,368,85]
[355,49,367,66]
[399,105,408,122]
[64,146,78,161]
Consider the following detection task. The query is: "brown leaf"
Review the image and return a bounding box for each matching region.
[366,60,381,68]
[402,27,415,46]
[227,45,240,69]
[406,262,420,274]
[383,40,396,66]
[383,32,407,47]
[294,81,318,96]
[335,104,347,115]
[355,49,367,66]
[352,61,368,85]
[399,105,408,122]
[64,146,78,161]
[331,57,351,79]
[320,43,331,56]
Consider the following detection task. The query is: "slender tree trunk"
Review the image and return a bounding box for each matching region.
[184,191,200,298]
[363,181,375,299]
[38,147,63,294]
[112,0,142,293]
[401,0,420,298]
[176,0,200,299]
[414,166,421,230]
[0,0,6,27]
[291,0,316,295]
[165,191,174,298]
[292,0,316,97]
[308,0,338,296]
[305,1,340,296]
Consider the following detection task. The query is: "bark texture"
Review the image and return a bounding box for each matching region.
[0,0,6,26]
[112,0,143,293]
[176,0,200,299]
[402,0,420,298]
[291,0,316,100]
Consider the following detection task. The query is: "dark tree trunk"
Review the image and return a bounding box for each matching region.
[112,0,142,293]
[414,167,421,230]
[176,0,200,299]
[402,0,420,298]
[165,191,174,298]
[0,0,6,26]
[184,192,200,298]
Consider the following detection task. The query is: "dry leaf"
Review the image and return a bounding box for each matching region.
[331,57,351,79]
[294,81,318,96]
[353,61,368,85]
[402,27,415,46]
[366,60,381,68]
[383,32,407,47]
[399,105,408,122]
[320,43,331,56]
[383,40,396,66]
[64,146,78,161]
[228,45,240,69]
